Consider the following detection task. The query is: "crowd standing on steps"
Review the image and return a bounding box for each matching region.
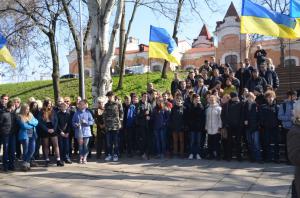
[0,52,299,192]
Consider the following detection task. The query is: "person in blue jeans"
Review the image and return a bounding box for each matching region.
[18,103,39,171]
[187,94,206,160]
[0,101,17,171]
[72,99,94,164]
[103,91,124,162]
[152,96,169,159]
[244,92,262,162]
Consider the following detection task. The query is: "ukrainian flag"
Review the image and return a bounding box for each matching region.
[290,0,300,18]
[0,33,16,68]
[241,0,300,39]
[149,25,181,65]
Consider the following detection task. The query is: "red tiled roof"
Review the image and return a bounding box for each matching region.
[114,45,149,55]
[185,47,215,54]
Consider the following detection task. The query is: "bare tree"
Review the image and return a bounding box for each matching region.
[117,0,140,90]
[87,0,124,101]
[62,0,91,98]
[0,0,65,103]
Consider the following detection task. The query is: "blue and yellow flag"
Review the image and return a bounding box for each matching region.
[0,33,16,68]
[241,0,300,39]
[290,0,300,18]
[149,25,180,65]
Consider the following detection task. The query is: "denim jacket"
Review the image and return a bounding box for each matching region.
[72,109,94,138]
[278,100,294,129]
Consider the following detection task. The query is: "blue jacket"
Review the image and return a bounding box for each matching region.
[72,109,94,138]
[278,100,294,129]
[152,108,169,130]
[18,116,39,141]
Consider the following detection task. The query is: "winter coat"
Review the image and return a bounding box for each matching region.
[0,110,18,135]
[244,101,259,132]
[187,103,206,132]
[259,103,279,129]
[136,101,152,127]
[235,68,251,90]
[246,77,267,92]
[56,110,72,134]
[221,100,244,128]
[171,79,180,96]
[194,85,208,98]
[278,100,294,129]
[18,116,39,140]
[126,104,137,128]
[103,101,123,131]
[72,109,94,138]
[169,104,186,132]
[260,69,279,89]
[287,124,300,197]
[205,104,222,135]
[152,107,169,130]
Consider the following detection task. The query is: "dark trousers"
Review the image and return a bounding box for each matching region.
[126,127,136,155]
[58,135,70,161]
[208,134,221,158]
[223,126,242,160]
[189,131,201,155]
[281,128,290,162]
[15,134,22,159]
[106,130,119,156]
[262,127,279,161]
[1,134,16,170]
[96,129,106,158]
[138,126,151,156]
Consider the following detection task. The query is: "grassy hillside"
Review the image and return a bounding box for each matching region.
[0,72,182,103]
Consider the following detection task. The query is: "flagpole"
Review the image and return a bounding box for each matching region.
[79,0,85,99]
[288,39,291,90]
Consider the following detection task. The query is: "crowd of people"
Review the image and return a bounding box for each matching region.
[0,48,299,174]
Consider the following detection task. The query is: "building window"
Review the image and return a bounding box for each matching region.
[285,59,296,67]
[152,65,162,72]
[225,55,238,71]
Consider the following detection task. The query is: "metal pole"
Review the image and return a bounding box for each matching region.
[288,39,291,90]
[79,0,86,99]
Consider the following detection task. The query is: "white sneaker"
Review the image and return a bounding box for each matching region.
[113,155,119,162]
[196,154,202,160]
[188,154,193,160]
[105,155,112,161]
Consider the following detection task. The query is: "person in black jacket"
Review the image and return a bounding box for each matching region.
[187,94,206,160]
[254,45,267,70]
[244,92,262,162]
[57,102,72,164]
[259,62,279,91]
[0,101,17,171]
[259,90,280,162]
[169,96,186,157]
[221,92,244,161]
[246,69,267,92]
[171,72,180,97]
[235,62,251,95]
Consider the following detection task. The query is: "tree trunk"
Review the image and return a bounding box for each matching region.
[161,0,183,79]
[117,3,126,90]
[88,0,124,103]
[48,32,60,103]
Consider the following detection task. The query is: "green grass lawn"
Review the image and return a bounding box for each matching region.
[0,72,185,103]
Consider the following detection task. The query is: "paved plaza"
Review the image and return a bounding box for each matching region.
[0,158,294,198]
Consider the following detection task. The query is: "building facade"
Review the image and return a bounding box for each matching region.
[68,2,300,75]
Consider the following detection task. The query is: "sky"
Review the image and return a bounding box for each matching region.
[0,0,242,83]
